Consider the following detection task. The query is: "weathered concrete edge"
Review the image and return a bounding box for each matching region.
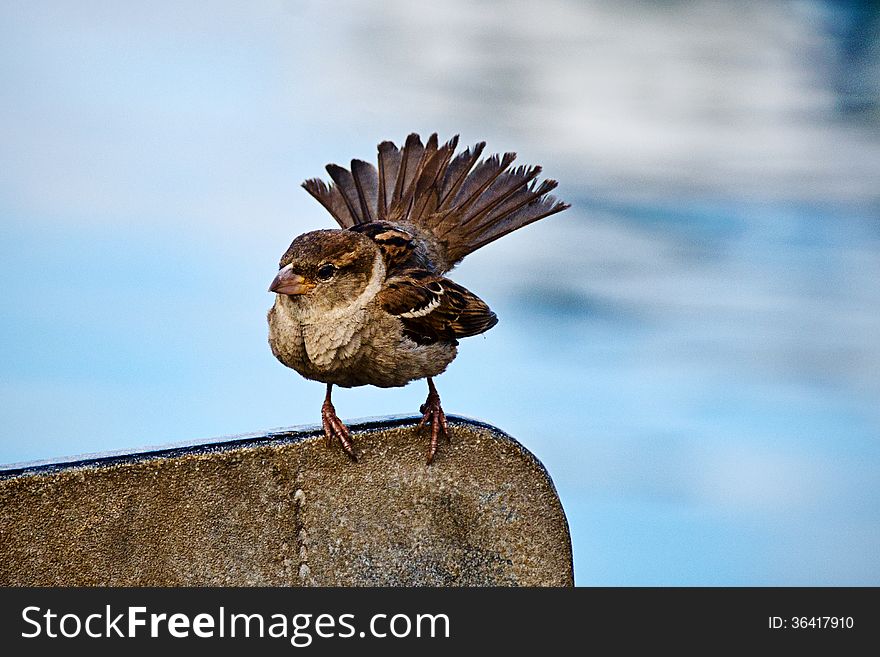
[2,416,574,586]
[0,416,399,478]
[0,415,566,511]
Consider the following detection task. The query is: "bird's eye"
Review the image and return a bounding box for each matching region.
[316,263,337,281]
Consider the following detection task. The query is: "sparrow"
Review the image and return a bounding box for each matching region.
[268,133,569,463]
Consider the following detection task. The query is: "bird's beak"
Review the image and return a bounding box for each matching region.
[269,264,313,295]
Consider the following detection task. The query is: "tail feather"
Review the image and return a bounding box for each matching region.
[450,152,517,216]
[301,133,569,271]
[464,180,568,253]
[350,159,379,224]
[409,136,459,225]
[389,133,427,219]
[457,164,543,229]
[438,141,486,210]
[485,178,559,226]
[377,141,401,220]
[325,164,363,227]
[301,177,356,228]
[429,151,518,256]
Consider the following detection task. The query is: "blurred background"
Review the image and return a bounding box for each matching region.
[2,0,878,585]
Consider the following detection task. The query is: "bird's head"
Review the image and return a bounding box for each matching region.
[269,229,383,309]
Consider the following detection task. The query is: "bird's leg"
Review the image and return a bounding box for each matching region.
[321,383,356,461]
[418,377,449,464]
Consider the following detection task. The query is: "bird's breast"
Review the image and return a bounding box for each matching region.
[301,309,369,369]
[269,294,458,388]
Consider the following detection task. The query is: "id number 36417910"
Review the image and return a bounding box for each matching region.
[768,616,854,630]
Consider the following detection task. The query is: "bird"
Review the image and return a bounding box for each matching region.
[268,133,569,463]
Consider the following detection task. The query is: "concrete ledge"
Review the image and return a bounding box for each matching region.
[0,416,573,586]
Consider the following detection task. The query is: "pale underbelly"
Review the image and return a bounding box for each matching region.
[269,303,457,388]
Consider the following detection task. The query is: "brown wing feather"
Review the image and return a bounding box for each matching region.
[378,270,498,344]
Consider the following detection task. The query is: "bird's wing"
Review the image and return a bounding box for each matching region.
[302,133,569,273]
[377,270,498,344]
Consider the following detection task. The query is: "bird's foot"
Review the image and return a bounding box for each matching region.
[418,385,449,465]
[322,399,357,461]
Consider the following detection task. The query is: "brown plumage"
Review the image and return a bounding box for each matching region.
[270,133,569,463]
[379,270,498,345]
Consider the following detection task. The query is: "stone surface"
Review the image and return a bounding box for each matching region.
[0,416,573,586]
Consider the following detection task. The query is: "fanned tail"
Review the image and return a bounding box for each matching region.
[301,133,569,271]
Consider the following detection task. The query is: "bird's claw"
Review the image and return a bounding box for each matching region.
[418,389,449,465]
[322,400,356,461]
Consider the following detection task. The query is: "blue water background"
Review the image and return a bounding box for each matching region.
[2,1,879,585]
